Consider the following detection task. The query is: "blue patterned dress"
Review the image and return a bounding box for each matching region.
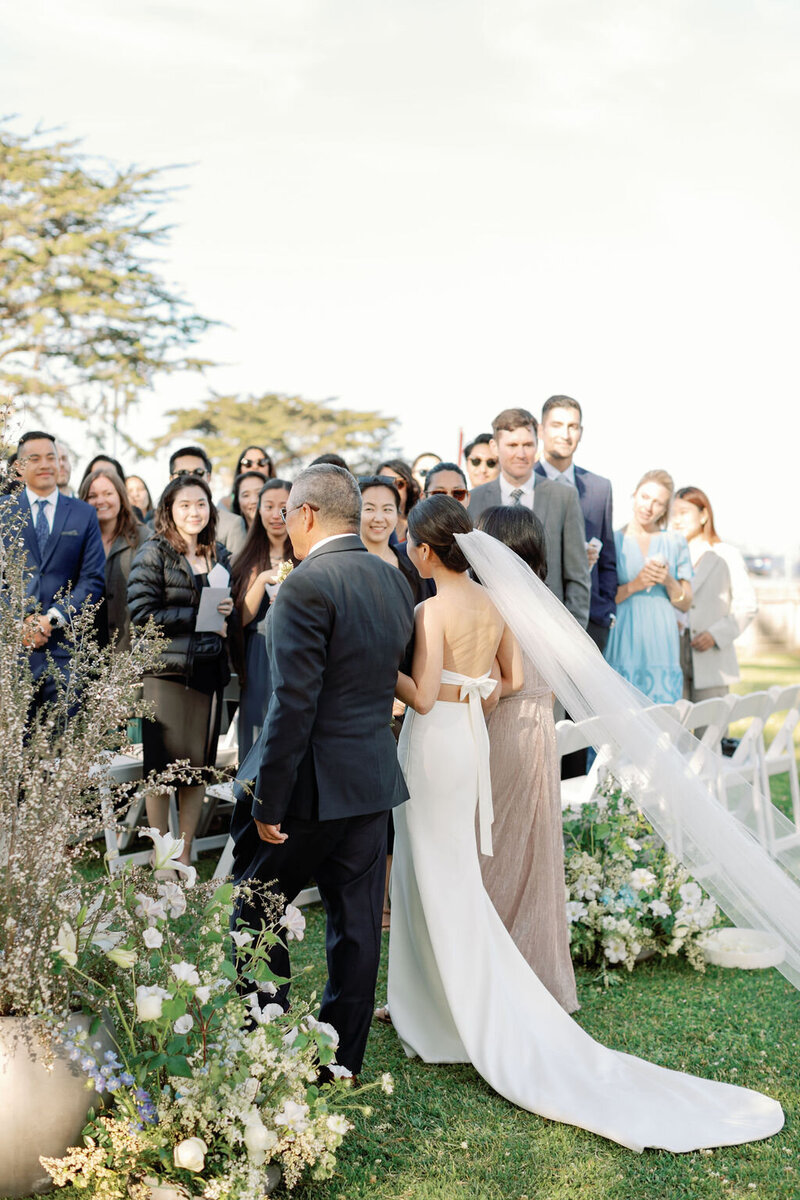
[604,529,692,703]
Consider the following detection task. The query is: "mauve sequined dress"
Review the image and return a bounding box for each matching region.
[479,655,579,1013]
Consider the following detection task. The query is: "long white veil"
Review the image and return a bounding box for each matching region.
[456,529,800,993]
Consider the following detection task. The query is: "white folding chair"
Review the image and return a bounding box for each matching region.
[763,684,800,834]
[680,694,737,750]
[718,691,774,850]
[556,717,613,810]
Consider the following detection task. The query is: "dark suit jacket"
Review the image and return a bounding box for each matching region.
[468,475,591,627]
[2,491,106,657]
[535,463,617,628]
[234,535,415,832]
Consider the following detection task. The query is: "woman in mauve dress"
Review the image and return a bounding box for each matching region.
[476,505,578,1013]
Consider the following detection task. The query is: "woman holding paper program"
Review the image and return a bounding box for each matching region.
[128,475,235,866]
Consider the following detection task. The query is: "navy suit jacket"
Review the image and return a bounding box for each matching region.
[2,491,106,657]
[535,463,617,627]
[231,535,414,850]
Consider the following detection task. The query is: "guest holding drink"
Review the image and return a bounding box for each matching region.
[670,486,757,702]
[604,470,692,702]
[230,479,296,759]
[79,468,150,652]
[127,476,234,866]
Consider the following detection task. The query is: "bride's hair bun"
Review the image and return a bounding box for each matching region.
[407,495,473,572]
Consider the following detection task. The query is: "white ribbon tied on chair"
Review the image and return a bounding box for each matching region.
[440,669,498,856]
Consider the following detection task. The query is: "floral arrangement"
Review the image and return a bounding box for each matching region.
[42,830,387,1197]
[562,784,719,979]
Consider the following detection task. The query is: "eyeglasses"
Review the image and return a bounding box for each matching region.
[240,456,271,469]
[280,501,320,523]
[468,457,498,469]
[427,487,468,502]
[171,467,208,480]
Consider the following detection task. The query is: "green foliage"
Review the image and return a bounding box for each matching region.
[156,391,399,476]
[0,122,214,442]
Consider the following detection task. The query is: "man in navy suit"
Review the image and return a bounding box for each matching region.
[535,396,617,652]
[231,465,414,1074]
[7,430,106,713]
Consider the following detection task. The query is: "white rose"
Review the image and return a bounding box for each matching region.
[157,881,187,919]
[243,1112,278,1165]
[106,945,138,969]
[173,1014,194,1035]
[143,927,164,949]
[171,961,201,986]
[135,984,171,1022]
[134,893,168,925]
[173,1136,207,1173]
[273,1099,310,1132]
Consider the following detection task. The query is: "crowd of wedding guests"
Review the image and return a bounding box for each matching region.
[6,397,757,866]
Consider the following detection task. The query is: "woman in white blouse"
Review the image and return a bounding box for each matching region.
[670,486,758,701]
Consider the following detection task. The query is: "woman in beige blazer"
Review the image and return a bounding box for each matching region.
[670,487,757,701]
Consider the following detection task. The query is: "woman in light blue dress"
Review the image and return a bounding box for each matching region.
[604,469,693,702]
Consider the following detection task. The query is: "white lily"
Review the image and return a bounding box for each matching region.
[106,945,138,969]
[243,1110,278,1164]
[141,828,197,888]
[54,923,78,967]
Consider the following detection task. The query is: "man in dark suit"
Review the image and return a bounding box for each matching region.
[468,408,591,628]
[231,464,415,1074]
[7,430,106,713]
[536,396,617,652]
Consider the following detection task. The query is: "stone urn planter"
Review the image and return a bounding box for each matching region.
[0,1011,114,1197]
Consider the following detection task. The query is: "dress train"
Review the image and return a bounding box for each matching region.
[387,679,783,1153]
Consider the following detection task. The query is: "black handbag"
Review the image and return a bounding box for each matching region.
[191,631,223,660]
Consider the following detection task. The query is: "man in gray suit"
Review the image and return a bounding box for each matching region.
[468,407,591,627]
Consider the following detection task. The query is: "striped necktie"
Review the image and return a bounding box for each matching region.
[510,489,523,506]
[35,498,50,555]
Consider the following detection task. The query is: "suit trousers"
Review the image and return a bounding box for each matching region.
[233,809,388,1074]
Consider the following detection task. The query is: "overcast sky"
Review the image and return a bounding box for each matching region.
[3,1,799,549]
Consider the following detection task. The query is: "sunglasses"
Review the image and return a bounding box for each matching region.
[171,467,208,479]
[240,456,271,469]
[468,456,498,469]
[428,487,468,502]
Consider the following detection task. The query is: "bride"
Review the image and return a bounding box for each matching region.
[387,494,784,1153]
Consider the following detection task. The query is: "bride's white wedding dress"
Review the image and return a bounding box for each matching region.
[387,669,784,1153]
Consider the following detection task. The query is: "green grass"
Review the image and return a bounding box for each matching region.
[10,655,800,1200]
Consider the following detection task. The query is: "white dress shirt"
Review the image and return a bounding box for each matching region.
[307,533,355,556]
[538,458,576,487]
[25,485,59,532]
[499,473,535,510]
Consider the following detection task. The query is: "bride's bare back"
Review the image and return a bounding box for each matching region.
[401,575,519,713]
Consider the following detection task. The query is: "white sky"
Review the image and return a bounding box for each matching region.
[3,0,799,550]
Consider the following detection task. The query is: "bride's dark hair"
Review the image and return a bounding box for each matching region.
[477,506,548,582]
[407,494,472,572]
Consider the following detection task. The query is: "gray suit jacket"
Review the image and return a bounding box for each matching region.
[468,475,591,627]
[216,505,247,556]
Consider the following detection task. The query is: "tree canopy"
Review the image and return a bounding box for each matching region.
[0,123,214,442]
[157,392,398,477]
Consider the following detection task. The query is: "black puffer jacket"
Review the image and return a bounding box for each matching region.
[127,535,233,677]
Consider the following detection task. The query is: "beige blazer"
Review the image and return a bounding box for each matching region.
[687,542,757,689]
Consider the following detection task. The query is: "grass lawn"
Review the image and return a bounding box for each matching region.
[9,656,799,1200]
